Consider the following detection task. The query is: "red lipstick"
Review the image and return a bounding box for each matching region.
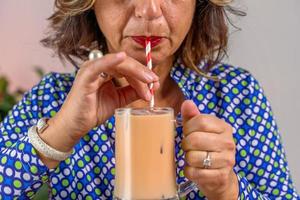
[131,36,163,48]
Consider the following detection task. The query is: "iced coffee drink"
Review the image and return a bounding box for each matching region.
[114,107,177,200]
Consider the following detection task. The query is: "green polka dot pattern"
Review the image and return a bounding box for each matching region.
[0,61,298,199]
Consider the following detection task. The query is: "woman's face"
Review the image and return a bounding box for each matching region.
[94,0,196,66]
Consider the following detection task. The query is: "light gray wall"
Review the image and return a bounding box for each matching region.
[0,0,70,91]
[227,0,300,189]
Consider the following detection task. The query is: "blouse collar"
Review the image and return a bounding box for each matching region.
[169,57,208,100]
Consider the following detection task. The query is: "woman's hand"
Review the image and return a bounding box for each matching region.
[181,100,239,200]
[47,52,159,148]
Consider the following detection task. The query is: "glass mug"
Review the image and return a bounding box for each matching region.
[113,107,197,200]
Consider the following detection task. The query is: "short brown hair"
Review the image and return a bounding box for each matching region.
[41,0,245,76]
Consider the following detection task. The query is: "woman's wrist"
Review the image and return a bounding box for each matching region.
[36,116,79,168]
[39,116,78,152]
[36,151,60,169]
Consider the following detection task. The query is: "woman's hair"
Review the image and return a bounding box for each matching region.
[41,0,245,76]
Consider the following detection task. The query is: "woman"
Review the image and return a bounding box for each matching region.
[0,0,298,199]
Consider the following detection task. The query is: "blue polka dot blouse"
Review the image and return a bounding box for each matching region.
[0,59,299,199]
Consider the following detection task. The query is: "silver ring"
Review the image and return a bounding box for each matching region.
[203,152,212,169]
[100,72,108,79]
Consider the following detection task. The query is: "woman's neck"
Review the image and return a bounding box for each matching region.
[152,57,174,98]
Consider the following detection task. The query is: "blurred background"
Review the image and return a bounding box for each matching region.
[0,0,299,198]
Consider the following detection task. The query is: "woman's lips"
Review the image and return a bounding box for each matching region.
[131,36,163,48]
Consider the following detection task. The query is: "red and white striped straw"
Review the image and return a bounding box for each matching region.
[145,37,154,108]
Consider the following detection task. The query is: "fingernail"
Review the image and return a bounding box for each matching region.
[145,73,154,81]
[146,90,152,101]
[151,72,159,80]
[116,52,126,59]
[155,81,160,88]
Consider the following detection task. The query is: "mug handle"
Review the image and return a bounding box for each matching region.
[174,117,198,197]
[178,181,198,198]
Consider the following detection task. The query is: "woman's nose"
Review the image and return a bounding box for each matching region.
[134,0,163,20]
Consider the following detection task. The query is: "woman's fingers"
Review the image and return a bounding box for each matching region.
[79,52,127,83]
[184,166,232,186]
[181,131,235,152]
[79,52,159,100]
[125,76,151,101]
[185,150,235,169]
[90,55,158,85]
[114,57,159,83]
[116,85,140,107]
[183,114,231,136]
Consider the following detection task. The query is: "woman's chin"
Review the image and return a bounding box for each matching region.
[124,48,172,67]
